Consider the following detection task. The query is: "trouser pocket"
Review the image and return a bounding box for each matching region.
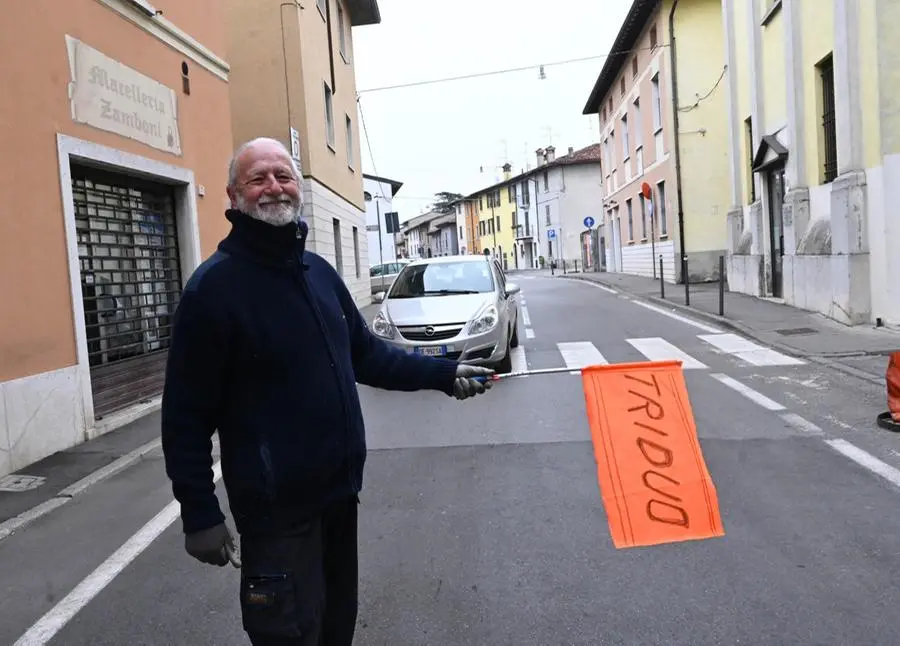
[239,525,322,640]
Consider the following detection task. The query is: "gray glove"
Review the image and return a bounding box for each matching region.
[185,522,237,567]
[452,364,495,400]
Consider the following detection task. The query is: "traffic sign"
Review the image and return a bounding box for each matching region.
[547,229,556,239]
[583,216,595,228]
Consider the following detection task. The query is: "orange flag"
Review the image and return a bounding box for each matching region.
[582,360,725,549]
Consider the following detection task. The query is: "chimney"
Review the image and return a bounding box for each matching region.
[546,145,556,163]
[568,146,574,156]
[502,163,512,181]
[536,148,545,167]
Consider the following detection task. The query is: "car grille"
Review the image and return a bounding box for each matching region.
[397,324,466,342]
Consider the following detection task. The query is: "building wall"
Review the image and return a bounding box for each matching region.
[673,0,731,279]
[363,177,396,266]
[455,203,468,254]
[304,179,369,304]
[798,0,834,188]
[556,164,604,266]
[298,0,364,210]
[0,0,232,475]
[496,180,517,270]
[595,3,679,280]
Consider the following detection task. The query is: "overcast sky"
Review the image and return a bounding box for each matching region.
[352,0,632,221]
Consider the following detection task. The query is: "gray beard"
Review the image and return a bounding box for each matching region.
[236,194,301,227]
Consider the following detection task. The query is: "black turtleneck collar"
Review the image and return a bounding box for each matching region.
[219,209,309,267]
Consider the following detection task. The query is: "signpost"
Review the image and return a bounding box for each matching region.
[642,182,656,279]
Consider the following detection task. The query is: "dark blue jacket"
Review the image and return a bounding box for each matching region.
[161,209,460,536]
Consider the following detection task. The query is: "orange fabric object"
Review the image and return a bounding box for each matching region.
[582,360,725,549]
[886,352,900,422]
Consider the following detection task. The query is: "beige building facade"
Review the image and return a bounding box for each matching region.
[225,0,380,306]
[0,0,234,477]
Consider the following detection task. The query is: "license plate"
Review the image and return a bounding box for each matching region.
[415,345,447,357]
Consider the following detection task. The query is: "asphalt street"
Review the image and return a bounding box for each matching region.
[3,271,900,645]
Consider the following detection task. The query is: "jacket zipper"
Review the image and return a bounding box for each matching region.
[292,257,357,493]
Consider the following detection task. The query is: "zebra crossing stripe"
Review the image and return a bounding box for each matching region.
[698,333,805,366]
[557,342,608,374]
[625,337,708,369]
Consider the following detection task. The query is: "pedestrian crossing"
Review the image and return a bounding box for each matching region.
[521,333,804,374]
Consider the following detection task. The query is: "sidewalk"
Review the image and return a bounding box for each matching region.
[561,271,899,382]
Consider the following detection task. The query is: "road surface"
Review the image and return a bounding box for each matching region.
[2,272,899,645]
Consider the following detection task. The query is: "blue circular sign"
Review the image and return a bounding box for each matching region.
[583,216,595,228]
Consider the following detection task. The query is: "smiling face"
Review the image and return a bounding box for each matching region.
[226,138,302,227]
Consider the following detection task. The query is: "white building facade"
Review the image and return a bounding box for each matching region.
[363,173,403,268]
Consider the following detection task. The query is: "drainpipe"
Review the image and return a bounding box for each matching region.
[668,0,688,284]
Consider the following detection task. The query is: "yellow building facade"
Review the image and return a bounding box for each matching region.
[471,164,519,270]
[724,0,898,325]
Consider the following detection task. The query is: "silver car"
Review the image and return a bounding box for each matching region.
[369,260,409,297]
[371,255,521,372]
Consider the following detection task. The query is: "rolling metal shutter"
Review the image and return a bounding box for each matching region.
[72,165,183,419]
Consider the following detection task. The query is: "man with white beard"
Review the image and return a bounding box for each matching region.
[160,137,493,645]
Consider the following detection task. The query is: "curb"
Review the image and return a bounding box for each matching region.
[560,274,886,387]
[0,438,162,542]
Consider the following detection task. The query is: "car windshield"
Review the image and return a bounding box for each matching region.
[388,261,495,298]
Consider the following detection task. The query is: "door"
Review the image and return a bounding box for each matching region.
[599,235,607,272]
[767,167,785,297]
[73,165,182,418]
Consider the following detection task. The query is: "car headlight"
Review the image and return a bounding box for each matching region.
[372,310,394,339]
[468,304,498,335]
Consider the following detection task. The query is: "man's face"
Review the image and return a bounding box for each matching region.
[227,142,302,227]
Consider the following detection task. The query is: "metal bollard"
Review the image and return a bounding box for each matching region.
[718,255,725,316]
[683,257,690,307]
[659,255,665,299]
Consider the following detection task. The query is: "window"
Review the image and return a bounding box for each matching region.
[545,204,551,226]
[633,98,643,148]
[657,181,668,236]
[337,3,348,61]
[632,57,638,78]
[621,114,629,159]
[543,170,549,192]
[332,218,343,275]
[620,76,626,96]
[389,260,495,298]
[352,226,360,278]
[651,74,662,131]
[639,193,647,239]
[818,54,837,183]
[626,198,634,240]
[316,0,326,18]
[324,83,335,149]
[345,115,353,168]
[650,25,658,49]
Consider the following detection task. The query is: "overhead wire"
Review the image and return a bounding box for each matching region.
[357,44,668,94]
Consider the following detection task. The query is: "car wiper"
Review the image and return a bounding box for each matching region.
[421,289,481,295]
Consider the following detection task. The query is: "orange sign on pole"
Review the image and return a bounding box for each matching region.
[582,360,725,549]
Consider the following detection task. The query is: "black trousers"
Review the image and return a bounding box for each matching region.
[239,496,359,646]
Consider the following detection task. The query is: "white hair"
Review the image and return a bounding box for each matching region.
[227,137,302,188]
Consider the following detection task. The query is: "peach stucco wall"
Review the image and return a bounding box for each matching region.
[0,0,234,383]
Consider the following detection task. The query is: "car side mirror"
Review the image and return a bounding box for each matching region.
[372,291,386,304]
[504,282,520,297]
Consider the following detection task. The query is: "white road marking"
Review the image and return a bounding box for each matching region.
[585,283,617,294]
[558,342,608,374]
[631,300,723,334]
[626,337,708,369]
[826,439,900,491]
[710,373,786,411]
[510,346,528,373]
[521,307,531,327]
[14,462,224,646]
[780,413,824,435]
[525,328,535,339]
[699,333,805,366]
